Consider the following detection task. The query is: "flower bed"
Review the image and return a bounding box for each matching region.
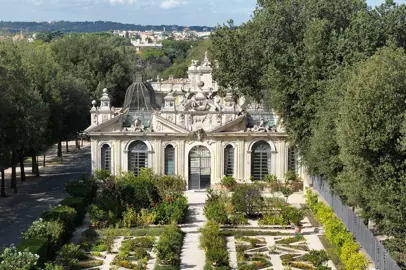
[235,237,272,270]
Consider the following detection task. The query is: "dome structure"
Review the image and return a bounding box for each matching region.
[123,58,160,112]
[122,57,160,129]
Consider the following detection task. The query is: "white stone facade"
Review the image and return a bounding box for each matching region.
[85,54,299,189]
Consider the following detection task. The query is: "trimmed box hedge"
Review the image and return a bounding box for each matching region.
[17,238,49,266]
[60,197,86,225]
[41,206,77,236]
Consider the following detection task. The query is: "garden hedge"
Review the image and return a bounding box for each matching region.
[64,178,97,204]
[41,206,77,237]
[17,238,49,266]
[154,224,185,268]
[305,189,368,270]
[60,197,86,225]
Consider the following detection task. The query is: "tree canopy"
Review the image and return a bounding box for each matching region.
[211,0,406,263]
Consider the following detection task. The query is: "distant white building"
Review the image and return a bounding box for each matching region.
[130,39,163,52]
[85,53,300,189]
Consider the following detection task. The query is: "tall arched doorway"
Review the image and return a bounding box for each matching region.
[189,146,211,190]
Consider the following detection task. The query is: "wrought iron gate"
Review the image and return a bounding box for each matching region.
[189,146,211,190]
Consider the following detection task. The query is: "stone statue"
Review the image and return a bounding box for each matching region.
[131,116,145,132]
[196,128,205,141]
[249,116,270,132]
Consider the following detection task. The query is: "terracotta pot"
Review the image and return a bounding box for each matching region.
[295,225,303,233]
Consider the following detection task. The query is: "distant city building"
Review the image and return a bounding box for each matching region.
[131,39,163,52]
[112,29,212,41]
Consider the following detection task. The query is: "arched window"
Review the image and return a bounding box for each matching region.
[101,144,111,172]
[128,141,148,176]
[224,145,234,176]
[164,145,175,176]
[251,141,271,180]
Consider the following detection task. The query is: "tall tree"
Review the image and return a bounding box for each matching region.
[337,47,406,236]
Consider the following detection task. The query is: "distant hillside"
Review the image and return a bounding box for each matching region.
[0,21,215,33]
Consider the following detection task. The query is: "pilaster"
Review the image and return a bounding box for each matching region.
[237,140,245,181]
[214,141,222,184]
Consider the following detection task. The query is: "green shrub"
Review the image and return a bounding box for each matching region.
[204,199,228,224]
[263,174,280,191]
[17,238,49,266]
[121,237,155,251]
[155,194,188,224]
[60,197,86,224]
[94,181,123,219]
[94,169,112,181]
[23,218,64,249]
[105,236,115,253]
[302,250,329,267]
[199,221,229,267]
[281,205,305,226]
[305,189,369,270]
[155,224,184,266]
[86,203,116,228]
[122,207,157,228]
[221,176,237,189]
[55,243,83,267]
[117,172,161,212]
[0,246,39,270]
[81,228,99,240]
[152,175,186,197]
[44,263,64,270]
[65,177,97,203]
[258,212,288,226]
[231,184,264,216]
[41,206,77,236]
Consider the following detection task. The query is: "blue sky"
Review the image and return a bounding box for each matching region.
[0,0,404,26]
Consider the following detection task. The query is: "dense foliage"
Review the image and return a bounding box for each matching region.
[199,221,230,268]
[211,0,406,262]
[0,33,207,195]
[155,224,184,267]
[0,246,39,270]
[85,169,188,228]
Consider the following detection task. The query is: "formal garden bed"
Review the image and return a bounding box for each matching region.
[0,169,188,270]
[200,173,341,270]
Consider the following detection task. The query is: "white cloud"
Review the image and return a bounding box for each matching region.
[108,0,137,4]
[160,0,186,9]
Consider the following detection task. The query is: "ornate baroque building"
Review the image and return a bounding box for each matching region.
[85,54,299,189]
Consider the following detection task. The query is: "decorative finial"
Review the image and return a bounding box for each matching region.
[92,100,97,106]
[204,51,209,62]
[103,88,107,93]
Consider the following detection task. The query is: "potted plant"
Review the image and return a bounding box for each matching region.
[55,243,83,270]
[220,176,237,191]
[287,207,305,233]
[280,186,294,202]
[264,174,279,192]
